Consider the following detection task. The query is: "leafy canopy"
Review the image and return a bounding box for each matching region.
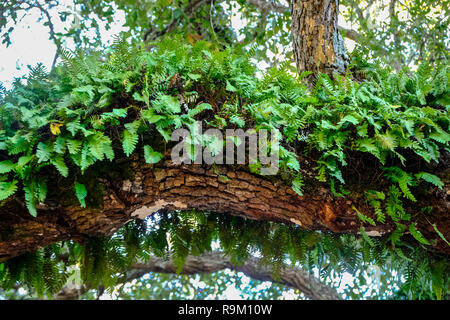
[0,35,448,299]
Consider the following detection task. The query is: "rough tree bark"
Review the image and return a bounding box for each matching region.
[55,252,341,300]
[291,0,349,76]
[1,153,449,261]
[248,0,363,45]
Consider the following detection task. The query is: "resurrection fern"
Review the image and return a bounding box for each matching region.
[74,182,87,208]
[382,167,417,202]
[0,38,447,214]
[0,36,449,298]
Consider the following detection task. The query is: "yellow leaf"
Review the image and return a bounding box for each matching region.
[50,122,63,135]
[187,33,202,45]
[187,34,194,45]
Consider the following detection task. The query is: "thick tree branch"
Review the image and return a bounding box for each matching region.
[246,0,290,14]
[55,251,341,300]
[337,26,360,42]
[0,158,378,260]
[1,153,448,261]
[128,252,342,300]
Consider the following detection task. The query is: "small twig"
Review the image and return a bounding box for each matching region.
[209,0,226,46]
[33,1,61,70]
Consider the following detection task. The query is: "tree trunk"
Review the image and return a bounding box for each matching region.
[1,153,449,261]
[291,0,349,76]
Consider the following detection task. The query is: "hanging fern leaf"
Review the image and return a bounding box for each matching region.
[74,183,87,208]
[432,224,450,246]
[88,133,114,161]
[66,139,82,155]
[36,142,53,163]
[415,172,444,189]
[376,132,397,150]
[398,174,416,202]
[409,223,430,245]
[122,129,139,157]
[188,103,212,117]
[360,226,375,247]
[51,156,69,178]
[36,179,47,203]
[353,206,376,226]
[291,174,304,196]
[24,184,37,217]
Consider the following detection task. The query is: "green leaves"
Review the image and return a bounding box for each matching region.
[187,73,201,81]
[280,147,300,172]
[24,185,37,217]
[144,145,163,164]
[229,115,245,128]
[0,35,447,255]
[121,120,142,157]
[386,185,409,222]
[415,172,444,189]
[152,95,180,114]
[356,138,381,160]
[0,180,18,201]
[111,108,128,118]
[225,80,237,92]
[87,132,114,161]
[432,224,450,246]
[354,206,376,226]
[66,139,82,155]
[132,91,149,106]
[0,23,448,300]
[409,223,430,245]
[141,109,165,124]
[338,114,360,126]
[360,226,375,247]
[383,167,416,202]
[365,190,386,223]
[51,155,69,178]
[291,174,304,196]
[122,129,139,157]
[74,183,87,208]
[187,103,212,117]
[66,118,82,136]
[72,85,95,105]
[36,142,53,163]
[376,132,398,150]
[286,155,300,172]
[0,160,15,174]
